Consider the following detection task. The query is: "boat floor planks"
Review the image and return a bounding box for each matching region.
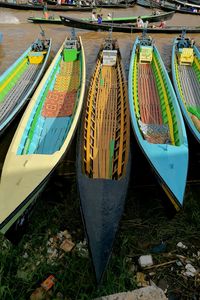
[138,64,163,127]
[178,66,200,107]
[93,65,118,179]
[0,64,40,123]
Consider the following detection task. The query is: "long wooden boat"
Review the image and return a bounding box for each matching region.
[0,1,92,11]
[173,0,200,9]
[28,10,174,24]
[0,33,86,235]
[0,35,51,136]
[47,0,136,8]
[77,36,131,283]
[60,16,200,33]
[171,33,200,143]
[128,33,188,210]
[136,0,200,15]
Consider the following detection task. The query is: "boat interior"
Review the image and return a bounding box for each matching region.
[134,37,180,145]
[174,37,200,131]
[83,40,129,180]
[17,38,81,155]
[0,39,49,124]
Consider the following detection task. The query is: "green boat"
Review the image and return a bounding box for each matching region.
[28,10,174,24]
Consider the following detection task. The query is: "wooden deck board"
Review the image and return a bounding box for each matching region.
[0,64,40,122]
[178,65,200,107]
[93,66,117,179]
[138,63,163,125]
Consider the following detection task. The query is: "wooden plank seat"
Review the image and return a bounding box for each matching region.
[138,63,170,143]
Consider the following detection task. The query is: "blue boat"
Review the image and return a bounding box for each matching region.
[171,32,200,143]
[128,33,188,210]
[0,32,2,44]
[0,34,51,136]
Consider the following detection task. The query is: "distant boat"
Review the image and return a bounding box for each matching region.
[173,0,200,9]
[171,32,200,143]
[60,16,200,33]
[136,0,200,15]
[27,10,174,24]
[0,32,2,44]
[77,35,131,283]
[47,0,136,8]
[128,33,188,210]
[0,33,86,235]
[0,34,51,135]
[0,0,92,11]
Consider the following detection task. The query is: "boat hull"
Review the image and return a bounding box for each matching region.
[171,37,200,143]
[76,38,130,282]
[60,16,200,33]
[0,1,92,11]
[28,11,174,24]
[0,38,52,136]
[0,35,86,234]
[128,36,188,210]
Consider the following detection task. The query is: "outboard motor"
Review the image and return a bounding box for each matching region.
[31,39,44,52]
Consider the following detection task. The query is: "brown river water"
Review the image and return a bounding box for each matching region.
[0,6,199,178]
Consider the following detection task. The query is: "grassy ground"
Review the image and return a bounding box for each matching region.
[0,136,200,300]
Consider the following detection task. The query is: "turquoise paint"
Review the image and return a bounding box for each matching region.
[128,36,188,207]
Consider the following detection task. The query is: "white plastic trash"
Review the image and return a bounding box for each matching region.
[138,255,153,268]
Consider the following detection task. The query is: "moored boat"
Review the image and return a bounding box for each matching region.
[60,15,200,33]
[77,35,131,283]
[0,0,92,11]
[171,32,200,143]
[28,10,174,24]
[0,33,51,135]
[136,0,200,15]
[128,33,188,210]
[0,33,86,235]
[47,0,136,7]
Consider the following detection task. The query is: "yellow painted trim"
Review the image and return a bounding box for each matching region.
[116,60,124,176]
[174,57,187,108]
[133,57,139,117]
[194,56,200,71]
[161,183,180,212]
[153,56,175,145]
[85,57,101,174]
[0,58,28,93]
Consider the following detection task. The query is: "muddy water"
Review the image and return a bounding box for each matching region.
[0,6,199,176]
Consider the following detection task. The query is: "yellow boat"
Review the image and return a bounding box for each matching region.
[0,34,86,235]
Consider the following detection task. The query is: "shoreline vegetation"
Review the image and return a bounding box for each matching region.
[0,133,200,299]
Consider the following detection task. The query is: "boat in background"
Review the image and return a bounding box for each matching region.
[128,33,188,210]
[0,32,86,235]
[0,0,92,11]
[173,0,200,9]
[77,34,131,283]
[47,0,136,8]
[28,10,174,24]
[136,0,200,15]
[171,32,200,143]
[0,32,51,136]
[60,16,200,33]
